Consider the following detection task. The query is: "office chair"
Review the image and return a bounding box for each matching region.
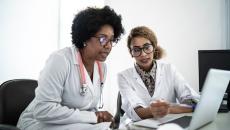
[113,92,125,129]
[0,79,37,130]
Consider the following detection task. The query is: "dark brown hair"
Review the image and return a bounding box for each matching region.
[127,26,165,59]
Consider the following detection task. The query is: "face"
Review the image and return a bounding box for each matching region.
[130,36,154,71]
[85,25,114,62]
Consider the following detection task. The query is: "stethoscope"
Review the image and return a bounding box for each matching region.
[76,51,104,109]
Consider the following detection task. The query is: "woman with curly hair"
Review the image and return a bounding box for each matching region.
[118,26,199,121]
[17,6,124,130]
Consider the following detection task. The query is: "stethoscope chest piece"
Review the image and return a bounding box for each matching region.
[80,84,88,96]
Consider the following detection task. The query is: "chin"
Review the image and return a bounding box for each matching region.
[97,57,107,62]
[100,59,106,62]
[139,62,152,70]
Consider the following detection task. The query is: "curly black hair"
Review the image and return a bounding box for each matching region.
[71,6,125,48]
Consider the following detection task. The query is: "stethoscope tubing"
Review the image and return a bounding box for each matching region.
[76,51,104,108]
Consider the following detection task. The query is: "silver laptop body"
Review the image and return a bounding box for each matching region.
[187,69,230,130]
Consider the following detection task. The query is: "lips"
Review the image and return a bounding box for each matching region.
[140,58,150,64]
[100,52,110,58]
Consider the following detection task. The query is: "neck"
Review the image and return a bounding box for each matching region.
[139,62,154,72]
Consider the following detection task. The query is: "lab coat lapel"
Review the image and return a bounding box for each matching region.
[155,60,162,88]
[84,66,95,97]
[93,63,100,87]
[85,62,101,97]
[73,47,95,98]
[132,68,147,89]
[85,63,101,108]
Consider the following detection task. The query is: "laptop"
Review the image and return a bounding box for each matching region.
[133,69,230,130]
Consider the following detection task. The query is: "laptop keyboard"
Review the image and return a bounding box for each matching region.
[160,116,192,128]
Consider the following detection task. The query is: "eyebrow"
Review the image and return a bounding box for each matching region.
[131,43,152,48]
[97,34,114,38]
[132,46,142,48]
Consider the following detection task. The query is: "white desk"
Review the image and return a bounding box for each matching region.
[118,112,230,130]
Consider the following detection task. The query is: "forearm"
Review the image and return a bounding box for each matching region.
[134,106,153,119]
[168,104,193,114]
[33,101,97,124]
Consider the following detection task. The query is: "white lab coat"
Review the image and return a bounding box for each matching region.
[17,46,111,130]
[118,60,200,121]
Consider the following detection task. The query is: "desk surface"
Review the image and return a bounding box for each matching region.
[118,112,230,130]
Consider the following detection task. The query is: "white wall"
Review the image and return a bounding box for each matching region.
[0,0,104,83]
[103,0,226,114]
[58,0,104,48]
[0,0,59,83]
[226,0,230,49]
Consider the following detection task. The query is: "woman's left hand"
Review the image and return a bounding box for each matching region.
[95,111,114,123]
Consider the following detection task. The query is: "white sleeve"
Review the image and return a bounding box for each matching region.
[33,53,97,124]
[170,65,200,103]
[117,72,147,121]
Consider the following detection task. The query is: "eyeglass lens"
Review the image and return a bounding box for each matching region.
[95,34,116,47]
[131,43,154,57]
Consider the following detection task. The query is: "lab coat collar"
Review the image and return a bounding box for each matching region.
[132,65,148,90]
[155,60,162,87]
[71,45,79,65]
[71,46,101,101]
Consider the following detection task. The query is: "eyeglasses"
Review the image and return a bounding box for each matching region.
[93,34,117,47]
[130,43,154,57]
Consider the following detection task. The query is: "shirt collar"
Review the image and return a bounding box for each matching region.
[134,61,157,77]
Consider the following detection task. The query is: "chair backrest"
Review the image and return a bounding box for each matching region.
[113,92,125,129]
[0,79,37,126]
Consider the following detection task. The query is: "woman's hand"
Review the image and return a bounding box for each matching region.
[168,104,193,114]
[95,111,114,123]
[150,100,170,118]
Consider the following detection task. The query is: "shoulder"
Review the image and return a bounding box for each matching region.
[51,47,73,57]
[156,60,179,78]
[48,47,72,63]
[156,59,176,71]
[118,67,135,77]
[44,47,73,71]
[117,67,135,85]
[40,47,73,78]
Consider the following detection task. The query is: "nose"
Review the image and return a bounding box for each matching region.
[103,41,112,49]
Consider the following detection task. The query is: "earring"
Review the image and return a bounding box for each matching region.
[83,42,87,47]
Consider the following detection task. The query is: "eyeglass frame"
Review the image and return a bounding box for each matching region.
[130,43,155,57]
[93,34,117,47]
